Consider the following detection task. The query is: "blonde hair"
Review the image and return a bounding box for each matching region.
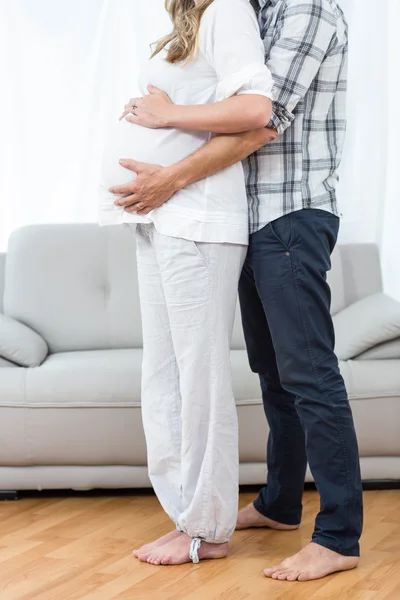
[152,0,215,64]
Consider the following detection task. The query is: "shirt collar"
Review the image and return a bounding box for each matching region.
[258,0,280,7]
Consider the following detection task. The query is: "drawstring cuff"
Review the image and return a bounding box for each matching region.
[189,538,202,564]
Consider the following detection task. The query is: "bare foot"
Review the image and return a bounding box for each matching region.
[140,532,228,566]
[264,542,359,581]
[133,530,181,560]
[236,502,299,531]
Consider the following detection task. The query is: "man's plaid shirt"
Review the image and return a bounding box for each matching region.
[245,0,348,233]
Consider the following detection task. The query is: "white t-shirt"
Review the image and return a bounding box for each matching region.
[99,0,274,245]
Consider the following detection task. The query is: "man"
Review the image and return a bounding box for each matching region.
[110,0,363,582]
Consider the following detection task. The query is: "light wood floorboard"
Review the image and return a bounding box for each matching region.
[1,490,399,600]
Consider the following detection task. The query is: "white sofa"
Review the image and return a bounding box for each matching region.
[1,224,400,493]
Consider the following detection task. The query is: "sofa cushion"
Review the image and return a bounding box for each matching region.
[0,405,147,467]
[0,314,48,367]
[25,349,142,406]
[0,357,19,368]
[4,225,143,353]
[349,396,400,458]
[333,293,400,360]
[339,359,400,400]
[0,348,260,407]
[231,349,261,400]
[357,339,400,360]
[0,349,145,467]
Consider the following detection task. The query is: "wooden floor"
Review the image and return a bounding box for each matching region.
[1,490,400,600]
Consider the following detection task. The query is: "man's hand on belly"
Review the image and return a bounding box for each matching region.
[109,159,180,215]
[109,127,278,215]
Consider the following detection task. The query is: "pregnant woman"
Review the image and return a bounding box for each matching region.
[99,0,273,565]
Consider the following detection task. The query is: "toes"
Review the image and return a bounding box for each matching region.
[138,552,151,562]
[264,565,280,578]
[265,567,302,582]
[272,570,286,580]
[270,572,279,580]
[297,572,310,582]
[285,571,302,582]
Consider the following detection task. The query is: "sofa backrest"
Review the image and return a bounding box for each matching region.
[3,224,383,353]
[327,243,383,315]
[332,243,383,309]
[4,225,142,353]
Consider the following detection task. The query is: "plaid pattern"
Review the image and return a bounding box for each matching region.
[245,0,348,233]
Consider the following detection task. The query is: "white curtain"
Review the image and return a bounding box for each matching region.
[0,0,399,298]
[385,0,400,300]
[337,0,399,300]
[0,0,168,245]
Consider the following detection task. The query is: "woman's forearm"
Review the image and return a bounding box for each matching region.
[165,95,272,134]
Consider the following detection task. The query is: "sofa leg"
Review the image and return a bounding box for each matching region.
[0,491,19,501]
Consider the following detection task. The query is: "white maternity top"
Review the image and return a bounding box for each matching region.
[99,0,274,245]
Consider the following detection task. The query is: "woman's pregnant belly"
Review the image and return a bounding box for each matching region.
[99,119,208,219]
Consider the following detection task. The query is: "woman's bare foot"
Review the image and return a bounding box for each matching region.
[140,532,228,566]
[236,502,299,531]
[264,542,359,581]
[133,530,181,560]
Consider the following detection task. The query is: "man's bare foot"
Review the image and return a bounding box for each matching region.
[264,542,359,581]
[133,530,181,560]
[140,532,228,566]
[236,502,299,531]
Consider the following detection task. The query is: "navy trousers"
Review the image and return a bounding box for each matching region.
[239,209,363,556]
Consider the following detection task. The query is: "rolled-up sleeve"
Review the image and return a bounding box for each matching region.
[201,0,274,102]
[267,0,337,135]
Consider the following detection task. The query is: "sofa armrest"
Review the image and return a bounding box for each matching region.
[0,313,48,367]
[333,293,400,361]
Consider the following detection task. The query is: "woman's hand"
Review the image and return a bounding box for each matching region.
[120,85,174,129]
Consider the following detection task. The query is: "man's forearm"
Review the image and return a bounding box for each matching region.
[112,127,277,215]
[167,127,277,192]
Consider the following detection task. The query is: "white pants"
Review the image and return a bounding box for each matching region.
[135,224,247,543]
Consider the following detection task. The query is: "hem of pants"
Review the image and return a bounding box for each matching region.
[253,500,302,527]
[312,536,360,558]
[177,526,231,544]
